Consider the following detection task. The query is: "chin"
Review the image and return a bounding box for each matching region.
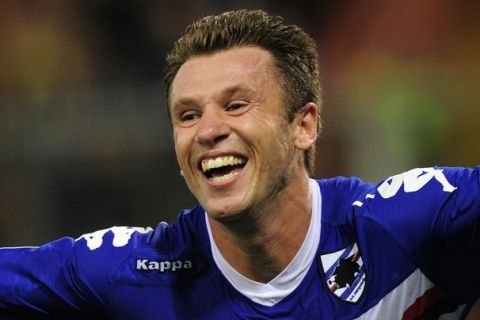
[204,201,248,222]
[206,208,242,222]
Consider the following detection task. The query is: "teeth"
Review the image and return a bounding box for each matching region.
[201,156,245,173]
[210,170,240,183]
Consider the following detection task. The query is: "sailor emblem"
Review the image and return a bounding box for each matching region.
[320,243,366,303]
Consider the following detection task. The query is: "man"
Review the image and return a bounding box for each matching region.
[0,9,479,319]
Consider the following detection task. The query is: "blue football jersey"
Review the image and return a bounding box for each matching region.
[0,166,479,319]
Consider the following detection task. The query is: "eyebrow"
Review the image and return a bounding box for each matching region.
[172,84,256,108]
[222,84,255,97]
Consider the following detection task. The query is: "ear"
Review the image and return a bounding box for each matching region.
[293,102,318,151]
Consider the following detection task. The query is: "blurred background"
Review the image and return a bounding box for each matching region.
[1,0,479,245]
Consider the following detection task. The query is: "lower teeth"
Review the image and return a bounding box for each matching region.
[210,170,239,182]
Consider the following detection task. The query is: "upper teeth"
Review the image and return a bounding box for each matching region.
[201,156,245,172]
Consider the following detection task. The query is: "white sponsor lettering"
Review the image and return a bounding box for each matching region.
[136,259,148,269]
[136,259,193,272]
[377,168,457,199]
[79,226,152,251]
[161,261,171,272]
[172,260,182,271]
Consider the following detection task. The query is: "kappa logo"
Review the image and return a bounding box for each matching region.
[136,259,192,273]
[320,243,366,303]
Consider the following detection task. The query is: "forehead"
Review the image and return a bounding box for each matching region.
[170,46,277,104]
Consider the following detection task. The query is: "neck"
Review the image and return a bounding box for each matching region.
[208,174,312,283]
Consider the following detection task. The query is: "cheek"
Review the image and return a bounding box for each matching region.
[256,127,294,170]
[173,131,190,166]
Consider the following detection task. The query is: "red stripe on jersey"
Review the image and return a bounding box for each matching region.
[402,286,446,320]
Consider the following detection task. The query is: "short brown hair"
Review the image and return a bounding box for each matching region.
[164,9,322,175]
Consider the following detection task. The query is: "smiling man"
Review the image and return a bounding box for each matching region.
[1,9,480,320]
[170,45,317,282]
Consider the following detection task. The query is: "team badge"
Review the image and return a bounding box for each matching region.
[319,243,366,303]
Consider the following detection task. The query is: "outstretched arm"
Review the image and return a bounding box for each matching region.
[0,236,107,318]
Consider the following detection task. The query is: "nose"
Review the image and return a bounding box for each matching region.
[194,106,230,146]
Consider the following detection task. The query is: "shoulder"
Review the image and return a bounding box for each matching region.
[314,176,374,226]
[315,166,477,246]
[73,205,208,283]
[75,205,206,261]
[355,166,477,221]
[346,166,479,259]
[318,166,477,222]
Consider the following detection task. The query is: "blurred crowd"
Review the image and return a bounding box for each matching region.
[0,0,479,245]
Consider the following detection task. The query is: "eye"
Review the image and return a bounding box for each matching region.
[225,100,249,114]
[176,110,201,127]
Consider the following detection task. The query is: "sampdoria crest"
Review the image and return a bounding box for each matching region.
[320,243,366,303]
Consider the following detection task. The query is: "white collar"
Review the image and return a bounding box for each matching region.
[205,179,322,306]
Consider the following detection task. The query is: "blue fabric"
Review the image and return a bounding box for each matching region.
[0,166,479,319]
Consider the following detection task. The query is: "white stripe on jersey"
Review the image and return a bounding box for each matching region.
[356,269,466,319]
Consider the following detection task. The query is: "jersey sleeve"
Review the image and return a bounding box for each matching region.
[0,226,152,318]
[360,166,480,303]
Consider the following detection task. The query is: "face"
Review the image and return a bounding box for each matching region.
[170,46,312,220]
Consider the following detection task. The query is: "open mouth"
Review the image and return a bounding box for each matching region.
[200,156,247,183]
